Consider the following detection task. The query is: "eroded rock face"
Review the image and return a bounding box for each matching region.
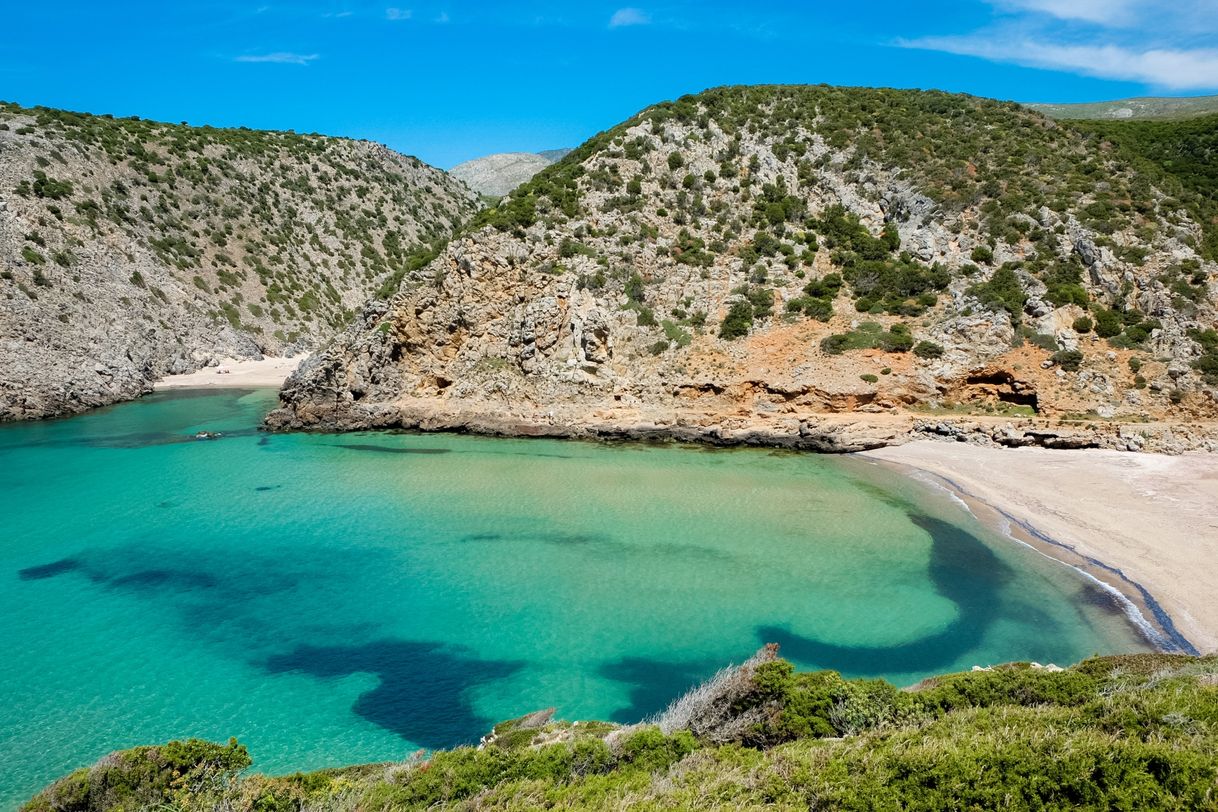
[269,87,1218,444]
[448,152,561,197]
[0,104,479,420]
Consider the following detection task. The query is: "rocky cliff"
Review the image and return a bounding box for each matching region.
[264,86,1218,446]
[0,103,479,420]
[449,151,564,197]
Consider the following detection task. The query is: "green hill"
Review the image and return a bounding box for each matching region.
[1070,113,1218,260]
[24,650,1218,810]
[0,102,479,419]
[270,85,1218,440]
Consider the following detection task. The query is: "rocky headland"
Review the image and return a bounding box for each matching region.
[268,86,1218,454]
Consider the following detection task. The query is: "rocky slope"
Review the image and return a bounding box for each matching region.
[269,85,1218,448]
[1030,94,1218,120]
[0,103,479,420]
[449,150,566,197]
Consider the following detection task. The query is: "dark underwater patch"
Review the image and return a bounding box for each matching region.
[18,558,82,580]
[336,444,451,455]
[254,485,279,492]
[598,655,721,723]
[458,531,617,549]
[108,569,219,592]
[85,432,194,449]
[456,531,731,563]
[758,513,1018,674]
[264,640,523,749]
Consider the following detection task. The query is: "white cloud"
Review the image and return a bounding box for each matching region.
[234,52,319,65]
[906,0,1218,91]
[385,7,412,21]
[609,7,649,27]
[987,0,1142,26]
[906,35,1218,90]
[435,11,450,23]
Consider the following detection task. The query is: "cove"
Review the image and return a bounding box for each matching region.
[0,388,1152,806]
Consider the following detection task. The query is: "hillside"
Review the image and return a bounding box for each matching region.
[0,103,479,420]
[1029,94,1218,121]
[268,85,1218,450]
[449,150,567,197]
[1072,113,1218,261]
[23,650,1218,810]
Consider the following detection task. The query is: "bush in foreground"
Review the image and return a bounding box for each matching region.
[24,652,1218,811]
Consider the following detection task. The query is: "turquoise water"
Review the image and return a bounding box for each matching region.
[0,389,1150,806]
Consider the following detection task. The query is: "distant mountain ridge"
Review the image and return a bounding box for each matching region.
[1028,95,1218,120]
[449,149,571,197]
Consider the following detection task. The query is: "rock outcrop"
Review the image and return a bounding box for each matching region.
[449,151,565,197]
[0,103,479,420]
[269,86,1218,447]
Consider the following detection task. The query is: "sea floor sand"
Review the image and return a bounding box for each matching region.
[153,356,306,390]
[862,441,1218,654]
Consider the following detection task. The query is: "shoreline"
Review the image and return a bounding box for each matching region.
[865,456,1193,654]
[153,356,306,391]
[862,442,1218,655]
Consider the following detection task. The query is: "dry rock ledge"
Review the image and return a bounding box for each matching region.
[265,389,1218,455]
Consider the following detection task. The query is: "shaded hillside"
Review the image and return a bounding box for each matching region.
[23,651,1218,810]
[0,103,479,419]
[270,85,1218,441]
[1030,94,1218,121]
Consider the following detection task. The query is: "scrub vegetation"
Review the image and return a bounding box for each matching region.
[25,650,1218,811]
[441,85,1217,397]
[0,100,477,351]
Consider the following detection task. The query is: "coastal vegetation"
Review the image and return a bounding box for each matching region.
[25,650,1218,811]
[1073,113,1218,261]
[277,83,1218,434]
[485,85,1214,361]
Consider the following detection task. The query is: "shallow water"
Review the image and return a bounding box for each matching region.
[0,389,1151,805]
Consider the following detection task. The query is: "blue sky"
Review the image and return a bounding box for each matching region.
[3,1,1217,168]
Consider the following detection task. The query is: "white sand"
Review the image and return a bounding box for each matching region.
[862,441,1218,654]
[153,356,306,390]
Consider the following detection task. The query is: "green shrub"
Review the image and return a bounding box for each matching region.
[23,739,250,812]
[1051,349,1084,371]
[1073,316,1093,333]
[31,170,73,200]
[1190,328,1218,383]
[968,266,1026,323]
[1093,309,1124,338]
[719,300,754,339]
[821,322,913,354]
[619,728,696,772]
[913,340,944,359]
[860,373,878,383]
[624,272,646,304]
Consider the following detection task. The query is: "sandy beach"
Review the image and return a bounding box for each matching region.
[153,356,306,391]
[862,441,1218,654]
